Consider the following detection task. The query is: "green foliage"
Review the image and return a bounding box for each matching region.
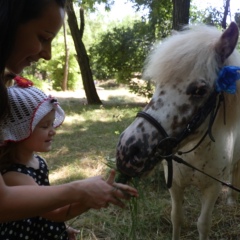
[72,0,114,11]
[129,0,172,39]
[23,75,47,91]
[49,33,80,91]
[89,20,153,83]
[47,54,80,91]
[86,0,173,98]
[22,62,50,91]
[190,3,223,28]
[129,79,154,99]
[190,4,206,23]
[202,7,223,27]
[24,36,80,91]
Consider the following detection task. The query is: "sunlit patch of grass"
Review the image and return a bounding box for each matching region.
[49,159,106,184]
[62,114,85,125]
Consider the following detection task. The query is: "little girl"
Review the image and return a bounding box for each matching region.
[0,76,79,240]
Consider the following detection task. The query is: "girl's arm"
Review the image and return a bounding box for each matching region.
[42,170,138,221]
[41,202,89,221]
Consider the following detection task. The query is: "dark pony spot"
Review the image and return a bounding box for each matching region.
[178,104,191,115]
[159,90,166,96]
[181,117,187,125]
[171,115,179,130]
[177,88,183,94]
[144,99,155,111]
[156,98,164,108]
[126,136,136,147]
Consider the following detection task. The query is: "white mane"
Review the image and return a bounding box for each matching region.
[143,25,240,87]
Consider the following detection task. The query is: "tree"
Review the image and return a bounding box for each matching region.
[172,0,190,30]
[66,0,102,104]
[62,20,70,91]
[89,21,152,82]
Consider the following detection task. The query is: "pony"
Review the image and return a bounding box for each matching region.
[116,22,240,240]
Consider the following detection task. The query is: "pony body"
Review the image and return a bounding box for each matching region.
[116,22,240,240]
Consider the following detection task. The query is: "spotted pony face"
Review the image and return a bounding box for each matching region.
[116,22,239,178]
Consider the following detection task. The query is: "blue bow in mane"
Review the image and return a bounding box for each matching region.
[215,66,240,94]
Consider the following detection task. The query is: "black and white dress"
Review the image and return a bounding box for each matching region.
[0,155,68,240]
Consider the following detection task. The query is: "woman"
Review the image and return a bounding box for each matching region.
[0,0,138,222]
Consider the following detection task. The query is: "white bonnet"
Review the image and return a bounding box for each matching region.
[0,76,65,143]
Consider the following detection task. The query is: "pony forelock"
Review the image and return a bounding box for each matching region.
[143,25,240,87]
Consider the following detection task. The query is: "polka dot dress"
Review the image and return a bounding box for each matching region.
[0,156,68,240]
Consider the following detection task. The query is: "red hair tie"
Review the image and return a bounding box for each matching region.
[14,76,33,88]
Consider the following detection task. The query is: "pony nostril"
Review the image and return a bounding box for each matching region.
[128,146,143,162]
[129,146,141,160]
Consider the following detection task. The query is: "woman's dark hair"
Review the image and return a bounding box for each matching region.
[0,0,66,121]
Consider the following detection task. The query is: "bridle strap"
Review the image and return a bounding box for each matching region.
[178,93,225,154]
[136,111,175,188]
[136,112,168,138]
[176,91,219,144]
[136,91,225,188]
[173,155,240,192]
[136,91,239,191]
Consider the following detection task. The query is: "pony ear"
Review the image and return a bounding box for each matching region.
[215,22,239,64]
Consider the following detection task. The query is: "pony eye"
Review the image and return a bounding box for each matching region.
[186,82,208,98]
[193,86,207,96]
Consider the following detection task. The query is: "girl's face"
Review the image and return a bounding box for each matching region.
[6,2,65,74]
[17,110,57,153]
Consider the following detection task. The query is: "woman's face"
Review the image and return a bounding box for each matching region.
[6,2,65,74]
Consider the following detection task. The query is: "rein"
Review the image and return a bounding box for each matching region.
[136,90,240,193]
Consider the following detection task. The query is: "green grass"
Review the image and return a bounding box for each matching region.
[41,90,240,240]
[45,101,143,183]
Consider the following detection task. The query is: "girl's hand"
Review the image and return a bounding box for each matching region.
[106,169,139,200]
[66,226,80,240]
[79,169,138,210]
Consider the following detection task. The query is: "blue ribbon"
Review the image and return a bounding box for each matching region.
[215,66,240,94]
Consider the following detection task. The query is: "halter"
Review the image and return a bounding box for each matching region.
[134,65,240,190]
[136,90,225,188]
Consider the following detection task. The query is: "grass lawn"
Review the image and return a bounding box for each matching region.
[41,88,240,240]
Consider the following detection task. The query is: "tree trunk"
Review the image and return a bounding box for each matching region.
[172,0,190,30]
[222,0,230,29]
[66,0,102,104]
[62,20,69,91]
